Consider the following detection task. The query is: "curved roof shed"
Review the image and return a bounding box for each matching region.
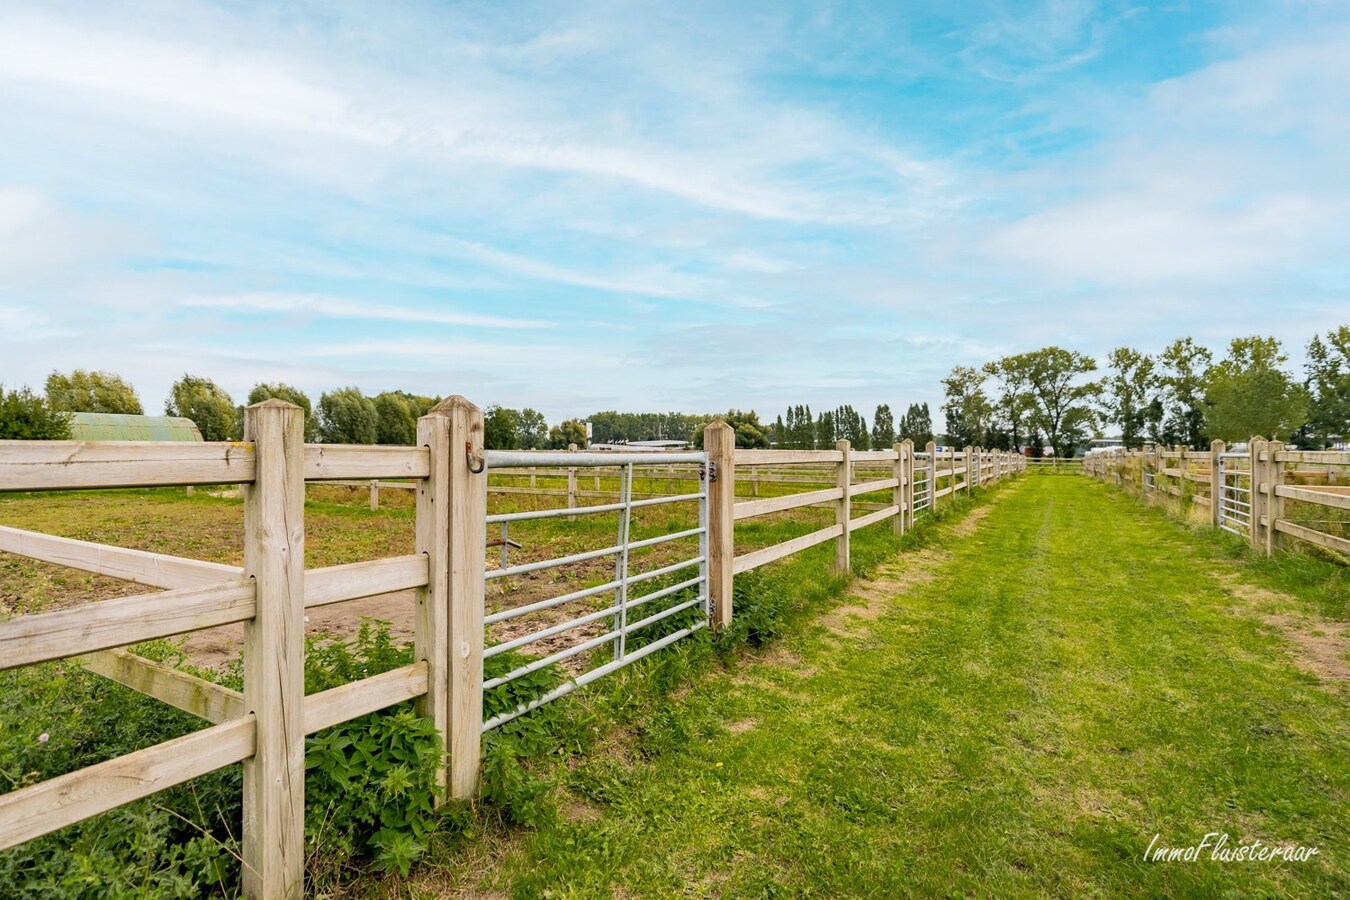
[67,413,204,442]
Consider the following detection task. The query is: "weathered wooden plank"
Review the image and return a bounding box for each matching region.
[733,486,843,521]
[241,400,306,898]
[305,555,428,608]
[302,444,429,481]
[445,397,486,800]
[850,449,899,462]
[0,440,256,491]
[848,505,901,532]
[851,477,899,495]
[1276,484,1350,510]
[84,649,244,724]
[835,440,851,573]
[304,661,428,734]
[706,422,736,628]
[736,449,844,465]
[732,523,843,575]
[0,580,255,670]
[1274,519,1350,555]
[0,525,241,588]
[0,715,255,852]
[415,406,451,797]
[1276,450,1350,465]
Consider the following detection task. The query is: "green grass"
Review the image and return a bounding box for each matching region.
[414,474,1349,898]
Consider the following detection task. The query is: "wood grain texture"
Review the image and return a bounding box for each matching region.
[0,580,254,670]
[241,400,306,898]
[705,421,736,629]
[0,525,241,589]
[732,523,843,575]
[834,440,851,573]
[0,440,256,491]
[415,407,450,796]
[733,485,843,521]
[444,396,486,800]
[84,649,244,724]
[0,716,255,853]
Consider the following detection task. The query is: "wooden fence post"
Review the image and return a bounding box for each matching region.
[892,441,906,535]
[1209,440,1225,528]
[241,400,305,899]
[926,441,938,513]
[835,439,851,573]
[1266,440,1285,555]
[1249,437,1267,553]
[705,422,735,629]
[369,479,379,511]
[415,405,451,797]
[964,446,974,493]
[445,396,486,798]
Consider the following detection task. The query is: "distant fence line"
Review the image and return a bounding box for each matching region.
[0,399,1025,897]
[1084,441,1350,559]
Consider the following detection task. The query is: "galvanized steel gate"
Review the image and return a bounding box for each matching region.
[1216,452,1252,537]
[480,450,710,730]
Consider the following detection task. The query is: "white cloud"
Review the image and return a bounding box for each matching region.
[180,293,554,329]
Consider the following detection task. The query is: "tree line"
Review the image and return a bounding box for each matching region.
[939,326,1349,456]
[769,403,934,450]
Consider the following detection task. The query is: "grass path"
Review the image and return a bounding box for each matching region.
[458,475,1348,898]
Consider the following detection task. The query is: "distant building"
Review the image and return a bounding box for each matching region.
[588,439,691,452]
[67,412,204,442]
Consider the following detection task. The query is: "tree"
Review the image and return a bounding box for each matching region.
[1004,347,1100,457]
[45,370,143,415]
[1103,347,1157,449]
[898,402,933,447]
[773,414,785,448]
[941,365,992,447]
[871,404,895,448]
[983,357,1033,451]
[549,418,588,449]
[319,387,379,444]
[1203,336,1308,443]
[815,409,836,448]
[374,392,418,445]
[165,375,236,441]
[483,405,522,450]
[1158,338,1212,446]
[1305,327,1350,449]
[0,385,71,439]
[692,410,770,449]
[518,408,548,449]
[248,383,318,441]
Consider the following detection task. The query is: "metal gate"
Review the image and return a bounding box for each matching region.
[1216,452,1251,537]
[480,449,710,731]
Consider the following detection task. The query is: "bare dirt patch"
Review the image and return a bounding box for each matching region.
[1261,614,1350,686]
[1211,572,1350,689]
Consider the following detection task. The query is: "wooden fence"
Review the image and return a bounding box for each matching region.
[1084,440,1350,559]
[0,400,1023,897]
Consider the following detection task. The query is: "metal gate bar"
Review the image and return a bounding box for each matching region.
[481,448,710,732]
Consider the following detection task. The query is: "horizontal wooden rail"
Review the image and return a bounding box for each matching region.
[849,450,899,462]
[848,505,900,532]
[0,714,256,852]
[305,555,428,608]
[0,525,240,589]
[732,523,843,574]
[733,486,842,521]
[736,449,843,464]
[0,440,257,492]
[304,661,429,734]
[1275,484,1350,511]
[1274,519,1350,555]
[302,445,429,481]
[851,477,899,495]
[84,649,245,724]
[0,580,255,670]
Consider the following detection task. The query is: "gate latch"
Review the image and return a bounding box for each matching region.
[702,461,718,482]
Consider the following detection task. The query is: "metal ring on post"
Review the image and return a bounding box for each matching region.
[466,442,486,474]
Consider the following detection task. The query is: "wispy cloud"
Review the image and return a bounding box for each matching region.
[181,293,555,329]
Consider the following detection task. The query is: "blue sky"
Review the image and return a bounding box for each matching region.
[2,1,1347,421]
